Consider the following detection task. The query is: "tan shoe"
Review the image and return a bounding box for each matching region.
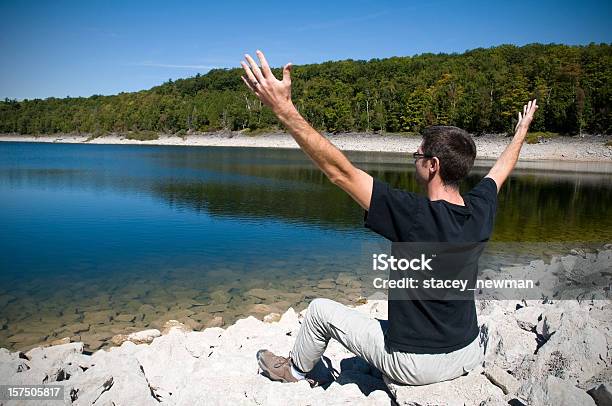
[256,349,300,383]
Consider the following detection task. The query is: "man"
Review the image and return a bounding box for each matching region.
[240,50,538,386]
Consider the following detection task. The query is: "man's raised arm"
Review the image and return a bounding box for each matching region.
[486,99,539,192]
[240,50,373,210]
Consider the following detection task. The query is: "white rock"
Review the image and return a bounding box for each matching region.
[518,375,596,406]
[131,328,195,398]
[183,328,224,358]
[533,311,608,384]
[480,309,538,370]
[385,369,505,405]
[0,348,30,381]
[161,319,192,334]
[110,334,128,346]
[127,329,160,344]
[536,307,564,340]
[263,312,281,323]
[514,306,542,331]
[25,342,84,362]
[278,307,299,325]
[67,370,114,406]
[484,364,520,395]
[111,329,160,346]
[89,353,159,405]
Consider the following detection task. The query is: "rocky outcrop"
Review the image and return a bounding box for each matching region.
[1,249,610,405]
[1,297,609,405]
[385,367,507,405]
[517,375,597,406]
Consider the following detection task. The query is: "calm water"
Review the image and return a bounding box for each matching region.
[0,142,611,350]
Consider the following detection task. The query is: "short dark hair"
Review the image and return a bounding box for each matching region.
[421,126,476,188]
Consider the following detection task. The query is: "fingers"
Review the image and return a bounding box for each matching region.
[256,50,273,78]
[526,99,538,116]
[516,99,538,131]
[521,99,539,118]
[241,75,256,93]
[240,61,258,86]
[282,63,292,83]
[244,54,264,82]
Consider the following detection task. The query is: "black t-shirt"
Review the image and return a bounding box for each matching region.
[364,177,498,353]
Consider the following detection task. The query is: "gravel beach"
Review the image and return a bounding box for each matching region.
[1,132,611,162]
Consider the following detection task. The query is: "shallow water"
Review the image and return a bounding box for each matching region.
[0,142,610,350]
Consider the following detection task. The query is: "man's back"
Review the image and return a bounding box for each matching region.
[364,177,498,353]
[365,177,497,243]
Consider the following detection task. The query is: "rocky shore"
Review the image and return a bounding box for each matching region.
[1,249,611,405]
[1,132,611,162]
[1,298,610,405]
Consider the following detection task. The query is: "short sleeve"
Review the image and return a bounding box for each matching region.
[467,177,498,205]
[466,177,498,240]
[364,178,420,242]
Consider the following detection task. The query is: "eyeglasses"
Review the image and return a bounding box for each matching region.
[413,152,434,159]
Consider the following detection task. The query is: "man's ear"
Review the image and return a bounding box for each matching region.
[430,157,440,174]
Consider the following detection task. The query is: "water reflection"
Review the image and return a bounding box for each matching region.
[1,143,610,240]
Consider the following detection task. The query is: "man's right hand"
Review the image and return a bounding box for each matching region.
[240,50,294,116]
[239,50,374,210]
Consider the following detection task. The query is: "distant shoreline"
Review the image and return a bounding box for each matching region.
[1,132,611,162]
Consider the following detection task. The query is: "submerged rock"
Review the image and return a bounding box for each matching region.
[111,329,161,346]
[48,337,71,346]
[160,319,192,335]
[114,313,137,323]
[206,315,225,327]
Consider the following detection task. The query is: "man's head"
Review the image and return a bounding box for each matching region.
[414,126,476,189]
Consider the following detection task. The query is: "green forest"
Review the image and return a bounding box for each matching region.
[1,43,610,136]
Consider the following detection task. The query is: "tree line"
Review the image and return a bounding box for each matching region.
[1,43,610,136]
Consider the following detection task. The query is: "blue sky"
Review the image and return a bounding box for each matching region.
[1,0,610,100]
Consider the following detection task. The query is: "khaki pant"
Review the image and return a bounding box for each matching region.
[291,298,484,386]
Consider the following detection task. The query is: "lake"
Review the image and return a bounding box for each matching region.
[0,142,610,351]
